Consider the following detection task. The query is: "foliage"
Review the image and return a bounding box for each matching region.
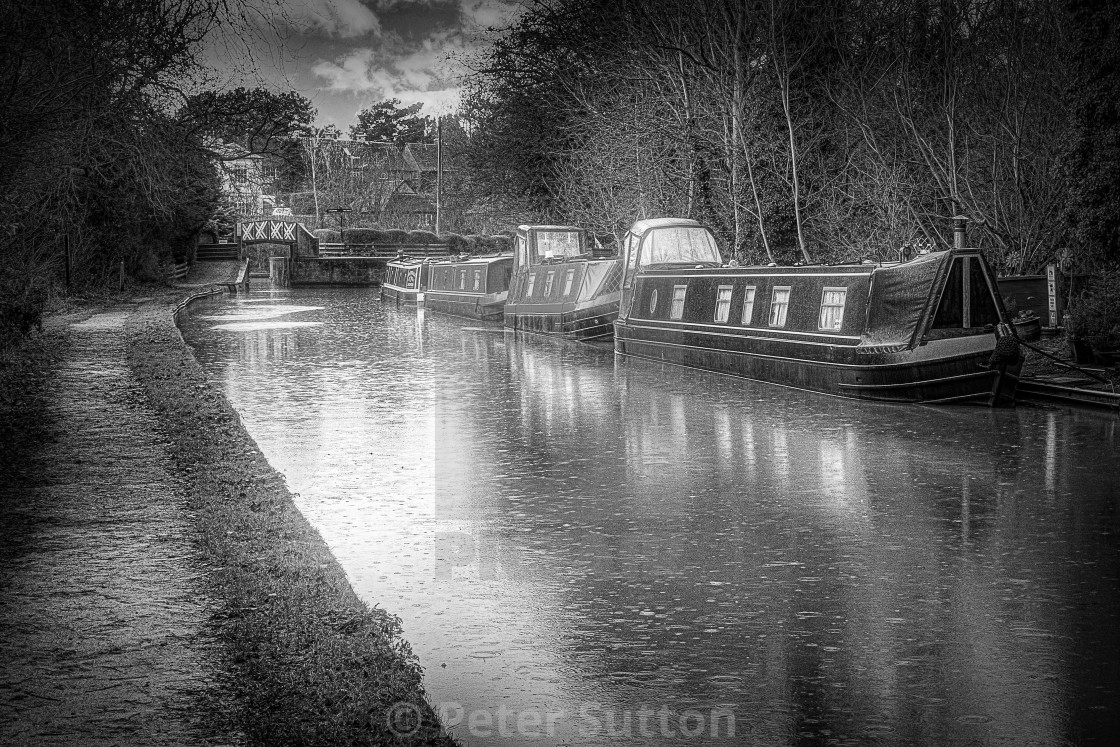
[0,0,263,343]
[179,87,314,156]
[407,230,439,245]
[1066,269,1120,349]
[462,0,1082,271]
[349,99,434,145]
[1064,0,1120,268]
[0,260,48,349]
[443,233,471,254]
[343,228,390,245]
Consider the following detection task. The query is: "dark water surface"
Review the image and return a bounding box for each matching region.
[180,286,1120,746]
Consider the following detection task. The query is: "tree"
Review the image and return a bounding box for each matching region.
[1065,0,1120,268]
[349,99,434,145]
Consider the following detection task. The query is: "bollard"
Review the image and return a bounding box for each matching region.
[269,256,289,287]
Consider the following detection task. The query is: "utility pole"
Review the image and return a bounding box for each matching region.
[435,117,442,235]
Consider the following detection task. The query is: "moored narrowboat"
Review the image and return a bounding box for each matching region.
[504,225,622,340]
[423,254,513,321]
[381,258,428,303]
[614,218,1021,405]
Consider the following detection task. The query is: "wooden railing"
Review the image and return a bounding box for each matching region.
[167,259,190,281]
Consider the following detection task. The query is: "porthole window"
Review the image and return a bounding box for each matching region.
[649,288,658,313]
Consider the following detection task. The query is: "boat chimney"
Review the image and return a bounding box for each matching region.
[952,215,969,249]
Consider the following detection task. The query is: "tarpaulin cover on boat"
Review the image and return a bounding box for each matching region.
[578,259,623,304]
[858,251,953,353]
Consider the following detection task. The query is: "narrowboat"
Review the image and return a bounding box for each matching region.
[422,254,513,321]
[381,257,428,303]
[613,218,1021,405]
[504,225,622,340]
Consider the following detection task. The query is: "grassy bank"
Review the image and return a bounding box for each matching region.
[124,295,454,746]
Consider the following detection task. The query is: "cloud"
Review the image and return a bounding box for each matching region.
[283,0,382,38]
[458,0,523,31]
[311,31,465,110]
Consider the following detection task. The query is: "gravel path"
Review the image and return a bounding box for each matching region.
[0,308,224,746]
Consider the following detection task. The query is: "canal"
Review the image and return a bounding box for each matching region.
[179,286,1120,746]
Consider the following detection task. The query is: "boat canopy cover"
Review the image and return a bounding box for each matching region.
[859,251,954,353]
[581,259,623,303]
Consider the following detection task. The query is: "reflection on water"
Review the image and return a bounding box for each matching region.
[179,288,1120,746]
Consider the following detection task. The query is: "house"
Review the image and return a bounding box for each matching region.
[212,144,279,219]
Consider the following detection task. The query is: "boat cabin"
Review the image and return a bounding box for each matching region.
[505,225,623,339]
[422,254,514,321]
[615,218,1018,405]
[381,258,428,303]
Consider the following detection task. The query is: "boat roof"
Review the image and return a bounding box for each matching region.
[517,224,584,233]
[429,252,513,266]
[628,217,703,235]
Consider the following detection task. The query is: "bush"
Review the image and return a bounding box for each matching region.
[0,263,48,350]
[406,230,439,245]
[314,229,340,243]
[1066,269,1120,349]
[343,228,388,245]
[476,234,513,254]
[443,233,470,254]
[383,229,410,245]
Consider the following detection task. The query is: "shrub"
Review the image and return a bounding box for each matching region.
[383,229,410,245]
[407,230,439,245]
[0,262,48,350]
[343,228,388,245]
[443,233,469,254]
[462,235,484,254]
[1066,268,1120,349]
[478,234,513,254]
[314,229,340,243]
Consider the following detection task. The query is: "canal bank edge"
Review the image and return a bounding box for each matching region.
[125,289,456,746]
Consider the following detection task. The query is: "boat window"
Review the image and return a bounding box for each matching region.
[714,285,733,323]
[473,269,482,291]
[649,288,658,314]
[562,269,576,296]
[641,227,721,267]
[769,286,791,327]
[670,285,688,320]
[459,270,467,289]
[741,286,756,325]
[526,273,536,297]
[533,230,583,261]
[544,271,556,295]
[819,288,846,330]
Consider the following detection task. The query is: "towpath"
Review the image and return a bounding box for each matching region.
[0,264,236,746]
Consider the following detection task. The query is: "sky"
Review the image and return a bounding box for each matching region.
[207,0,524,132]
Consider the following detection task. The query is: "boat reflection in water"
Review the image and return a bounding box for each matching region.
[180,289,1119,746]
